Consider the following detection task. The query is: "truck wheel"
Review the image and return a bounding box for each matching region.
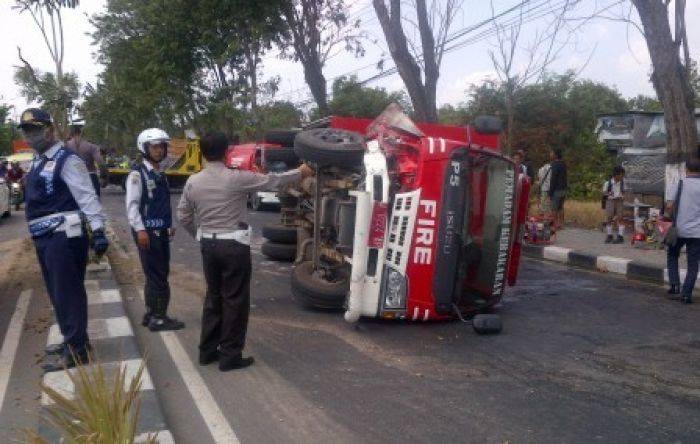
[264,129,299,146]
[263,147,299,166]
[291,261,348,310]
[261,241,296,262]
[472,314,503,335]
[262,224,297,244]
[294,128,365,167]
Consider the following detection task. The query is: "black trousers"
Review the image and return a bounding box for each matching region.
[35,231,90,356]
[199,238,252,365]
[133,230,171,317]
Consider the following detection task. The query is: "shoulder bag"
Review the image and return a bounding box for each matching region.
[664,180,683,247]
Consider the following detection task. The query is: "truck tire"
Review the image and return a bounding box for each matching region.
[261,241,296,262]
[294,128,365,167]
[472,314,503,335]
[264,129,299,146]
[291,261,348,310]
[262,224,297,244]
[263,147,299,166]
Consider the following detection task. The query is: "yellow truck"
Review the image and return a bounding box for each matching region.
[105,138,202,189]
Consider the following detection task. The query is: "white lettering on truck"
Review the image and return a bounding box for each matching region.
[414,200,437,265]
[492,169,515,295]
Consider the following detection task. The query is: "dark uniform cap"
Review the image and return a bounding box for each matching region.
[18,108,53,129]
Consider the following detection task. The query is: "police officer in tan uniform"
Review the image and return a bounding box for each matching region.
[177,132,313,371]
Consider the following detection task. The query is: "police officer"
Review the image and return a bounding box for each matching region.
[177,132,313,371]
[126,128,184,331]
[18,108,109,372]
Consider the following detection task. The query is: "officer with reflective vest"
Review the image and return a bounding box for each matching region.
[125,128,184,331]
[19,108,109,372]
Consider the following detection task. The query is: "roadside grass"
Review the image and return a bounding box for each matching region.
[24,358,157,444]
[564,200,603,230]
[530,199,603,230]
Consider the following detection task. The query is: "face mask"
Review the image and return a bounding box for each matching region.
[24,129,52,153]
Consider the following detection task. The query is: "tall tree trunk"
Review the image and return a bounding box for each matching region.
[632,0,698,201]
[303,57,329,116]
[373,0,435,122]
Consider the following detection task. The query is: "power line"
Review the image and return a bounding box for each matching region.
[285,0,573,107]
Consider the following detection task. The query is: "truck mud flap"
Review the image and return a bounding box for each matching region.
[433,149,469,315]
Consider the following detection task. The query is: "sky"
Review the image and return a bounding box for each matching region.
[0,0,698,121]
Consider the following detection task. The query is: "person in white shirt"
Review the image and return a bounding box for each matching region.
[602,166,626,244]
[537,162,551,214]
[666,158,700,304]
[125,128,184,331]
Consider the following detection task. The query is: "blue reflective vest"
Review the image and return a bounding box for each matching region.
[25,147,80,221]
[136,164,171,229]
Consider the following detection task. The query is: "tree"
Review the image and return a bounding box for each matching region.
[487,0,574,153]
[311,75,409,120]
[0,103,16,156]
[462,73,629,199]
[280,0,365,116]
[627,94,662,111]
[372,0,462,122]
[630,0,697,200]
[14,0,81,138]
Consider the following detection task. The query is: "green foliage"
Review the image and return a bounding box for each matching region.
[0,103,17,156]
[627,94,663,111]
[310,76,410,120]
[450,72,628,199]
[84,0,289,152]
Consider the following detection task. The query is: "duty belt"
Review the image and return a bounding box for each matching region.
[199,228,251,245]
[28,211,83,239]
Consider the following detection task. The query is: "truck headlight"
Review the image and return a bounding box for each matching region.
[383,268,407,309]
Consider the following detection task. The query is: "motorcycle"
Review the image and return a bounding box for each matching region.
[10,181,22,211]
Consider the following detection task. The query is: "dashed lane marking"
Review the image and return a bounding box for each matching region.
[0,290,32,413]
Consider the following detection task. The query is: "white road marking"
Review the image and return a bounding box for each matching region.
[160,331,240,444]
[41,358,154,405]
[47,316,134,346]
[88,288,122,305]
[596,256,630,275]
[543,246,571,263]
[0,290,32,413]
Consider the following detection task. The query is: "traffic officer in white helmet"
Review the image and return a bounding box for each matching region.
[125,128,184,331]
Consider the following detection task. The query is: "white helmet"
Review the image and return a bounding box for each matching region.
[137,128,170,158]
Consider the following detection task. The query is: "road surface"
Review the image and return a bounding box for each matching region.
[0,188,698,443]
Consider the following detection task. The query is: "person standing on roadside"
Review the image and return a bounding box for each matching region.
[548,149,567,229]
[602,166,626,244]
[66,123,104,197]
[18,108,109,372]
[536,160,552,215]
[666,158,700,304]
[177,132,314,372]
[125,128,185,332]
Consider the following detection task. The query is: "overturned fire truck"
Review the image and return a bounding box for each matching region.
[268,106,530,328]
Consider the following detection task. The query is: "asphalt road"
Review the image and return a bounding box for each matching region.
[1,189,699,443]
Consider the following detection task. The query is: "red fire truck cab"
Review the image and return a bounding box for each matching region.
[289,106,530,328]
